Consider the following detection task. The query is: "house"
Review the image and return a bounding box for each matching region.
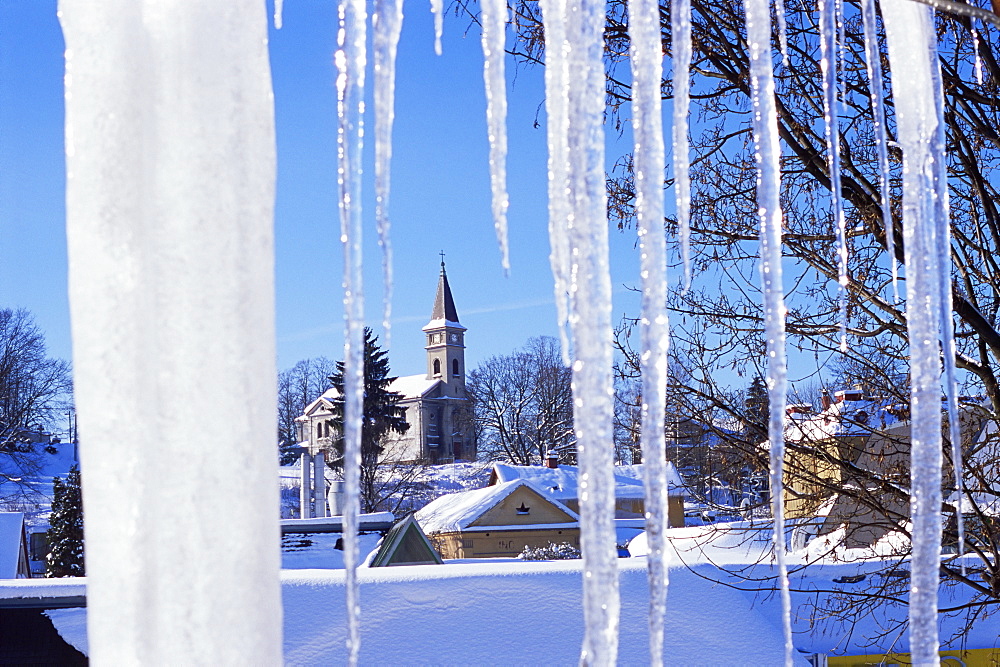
[414,479,580,558]
[296,260,475,466]
[782,387,988,548]
[488,456,687,527]
[0,513,32,579]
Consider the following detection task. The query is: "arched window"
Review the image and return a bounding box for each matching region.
[452,359,459,376]
[433,359,441,376]
[316,422,322,439]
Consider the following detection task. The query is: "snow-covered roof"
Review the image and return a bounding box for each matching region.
[490,462,686,500]
[0,512,27,579]
[784,396,903,444]
[388,374,441,400]
[296,375,443,421]
[421,318,466,332]
[415,479,578,534]
[280,513,396,534]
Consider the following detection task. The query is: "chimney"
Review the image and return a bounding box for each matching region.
[820,389,832,411]
[327,480,345,516]
[836,388,863,402]
[545,451,559,469]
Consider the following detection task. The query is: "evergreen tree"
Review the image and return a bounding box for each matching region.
[743,375,769,442]
[46,464,84,577]
[327,328,409,512]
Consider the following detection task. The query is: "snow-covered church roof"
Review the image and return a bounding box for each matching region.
[297,375,444,420]
[388,375,442,400]
[489,462,687,500]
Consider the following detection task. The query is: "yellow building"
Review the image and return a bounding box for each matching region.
[825,647,1000,666]
[414,479,580,559]
[783,389,988,549]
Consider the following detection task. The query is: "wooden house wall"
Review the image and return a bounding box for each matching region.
[429,527,580,559]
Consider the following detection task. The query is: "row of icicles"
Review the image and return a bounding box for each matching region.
[271,0,976,662]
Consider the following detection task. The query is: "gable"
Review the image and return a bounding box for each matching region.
[369,516,443,567]
[469,485,577,528]
[0,512,29,579]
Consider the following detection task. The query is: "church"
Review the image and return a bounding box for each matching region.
[296,261,475,465]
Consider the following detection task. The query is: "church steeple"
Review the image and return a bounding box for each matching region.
[429,258,461,325]
[423,256,466,391]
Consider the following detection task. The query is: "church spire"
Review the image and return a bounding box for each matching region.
[423,256,467,387]
[430,255,460,325]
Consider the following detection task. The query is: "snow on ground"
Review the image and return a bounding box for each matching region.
[8,518,1000,661]
[35,559,789,664]
[628,520,1000,656]
[281,532,383,570]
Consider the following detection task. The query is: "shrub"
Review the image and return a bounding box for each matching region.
[517,542,581,561]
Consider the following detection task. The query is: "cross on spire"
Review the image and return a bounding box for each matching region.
[439,250,446,274]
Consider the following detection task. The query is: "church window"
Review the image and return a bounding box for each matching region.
[316,422,322,439]
[433,358,441,376]
[452,359,459,376]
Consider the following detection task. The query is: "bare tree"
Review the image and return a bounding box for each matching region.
[468,336,574,465]
[276,357,336,464]
[494,0,1000,628]
[0,308,73,508]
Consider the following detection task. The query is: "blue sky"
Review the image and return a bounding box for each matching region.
[0,0,647,381]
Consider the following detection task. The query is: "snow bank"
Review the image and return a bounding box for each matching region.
[43,560,789,664]
[32,544,1000,661]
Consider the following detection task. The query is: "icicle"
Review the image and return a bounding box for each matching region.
[943,310,965,575]
[672,0,692,292]
[274,0,284,29]
[742,0,793,663]
[936,34,964,578]
[860,0,898,303]
[563,0,620,662]
[819,0,848,352]
[480,0,511,274]
[972,25,983,86]
[336,0,367,660]
[60,1,281,661]
[631,0,670,659]
[539,0,573,365]
[374,0,404,346]
[774,0,789,68]
[882,1,947,662]
[430,0,443,55]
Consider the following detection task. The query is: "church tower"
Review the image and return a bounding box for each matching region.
[422,259,466,395]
